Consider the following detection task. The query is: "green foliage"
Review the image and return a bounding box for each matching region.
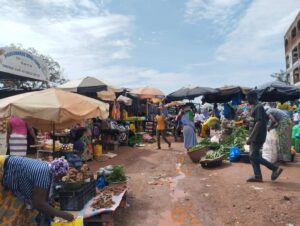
[270,70,288,83]
[106,165,127,183]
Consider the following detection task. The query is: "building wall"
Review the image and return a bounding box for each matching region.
[284,12,300,84]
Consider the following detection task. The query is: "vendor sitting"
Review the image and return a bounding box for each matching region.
[73,127,87,156]
[0,156,74,225]
[201,116,220,138]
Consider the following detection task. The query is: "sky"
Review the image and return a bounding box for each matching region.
[0,0,299,94]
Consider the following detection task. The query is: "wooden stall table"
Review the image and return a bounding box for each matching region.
[54,190,127,226]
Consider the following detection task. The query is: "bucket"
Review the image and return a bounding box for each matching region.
[93,145,102,159]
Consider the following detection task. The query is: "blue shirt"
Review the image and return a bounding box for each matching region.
[4,156,52,207]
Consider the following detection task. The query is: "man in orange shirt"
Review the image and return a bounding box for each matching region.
[155,111,171,149]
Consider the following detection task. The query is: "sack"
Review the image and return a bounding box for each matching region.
[51,216,83,226]
[262,130,278,163]
[229,146,240,162]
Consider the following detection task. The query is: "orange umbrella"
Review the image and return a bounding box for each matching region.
[130,86,165,99]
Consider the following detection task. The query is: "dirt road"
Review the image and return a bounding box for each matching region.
[90,140,300,226]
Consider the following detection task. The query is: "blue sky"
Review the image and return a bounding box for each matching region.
[0,0,299,94]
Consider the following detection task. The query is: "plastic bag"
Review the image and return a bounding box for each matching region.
[210,135,220,143]
[52,216,83,226]
[229,146,240,162]
[262,130,278,163]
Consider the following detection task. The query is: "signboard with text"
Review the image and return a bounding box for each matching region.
[0,47,48,81]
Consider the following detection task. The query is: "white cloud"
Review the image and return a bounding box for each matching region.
[216,0,300,63]
[184,0,245,32]
[0,0,134,79]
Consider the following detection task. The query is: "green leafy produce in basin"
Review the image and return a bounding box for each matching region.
[189,144,207,152]
[202,150,223,160]
[106,165,127,183]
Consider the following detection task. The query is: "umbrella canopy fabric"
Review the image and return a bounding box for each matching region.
[117,95,132,106]
[58,76,107,93]
[129,86,165,99]
[256,81,300,102]
[202,86,251,103]
[97,87,117,101]
[0,88,109,130]
[167,86,218,101]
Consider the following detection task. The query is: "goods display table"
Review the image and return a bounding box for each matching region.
[54,189,127,226]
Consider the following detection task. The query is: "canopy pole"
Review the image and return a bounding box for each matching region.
[146,99,149,120]
[52,121,55,153]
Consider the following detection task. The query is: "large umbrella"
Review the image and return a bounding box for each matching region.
[256,81,300,102]
[117,95,133,106]
[0,88,109,130]
[58,76,107,93]
[130,86,165,99]
[202,86,251,103]
[97,85,125,101]
[167,86,218,101]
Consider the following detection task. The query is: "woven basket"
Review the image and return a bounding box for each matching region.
[188,146,209,163]
[200,155,225,168]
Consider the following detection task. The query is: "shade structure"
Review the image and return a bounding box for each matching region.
[256,81,300,102]
[167,86,218,101]
[130,86,165,99]
[202,86,251,103]
[117,95,132,106]
[0,88,109,130]
[97,87,117,101]
[58,76,107,93]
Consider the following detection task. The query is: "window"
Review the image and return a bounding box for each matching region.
[294,68,300,84]
[285,39,288,48]
[286,55,290,69]
[298,20,300,30]
[292,46,298,64]
[292,27,297,38]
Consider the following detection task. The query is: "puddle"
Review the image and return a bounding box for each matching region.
[158,211,181,226]
[158,154,202,226]
[158,201,202,226]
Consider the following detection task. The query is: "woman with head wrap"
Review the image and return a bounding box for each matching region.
[265,106,292,162]
[181,106,197,151]
[0,156,74,225]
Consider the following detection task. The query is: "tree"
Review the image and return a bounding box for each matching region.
[0,44,68,89]
[270,69,288,84]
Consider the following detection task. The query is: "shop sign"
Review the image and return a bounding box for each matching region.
[0,47,48,81]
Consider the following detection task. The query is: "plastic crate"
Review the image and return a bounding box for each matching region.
[59,180,96,211]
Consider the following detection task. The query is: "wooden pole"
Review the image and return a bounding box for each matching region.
[52,121,55,153]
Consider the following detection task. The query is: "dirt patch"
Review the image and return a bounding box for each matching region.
[88,141,300,226]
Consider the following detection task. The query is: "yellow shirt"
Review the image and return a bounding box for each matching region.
[203,117,219,127]
[276,102,290,110]
[156,115,165,130]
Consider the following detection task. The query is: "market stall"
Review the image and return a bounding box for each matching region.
[53,164,128,226]
[0,88,109,160]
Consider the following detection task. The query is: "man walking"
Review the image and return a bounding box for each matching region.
[246,91,283,182]
[155,110,171,150]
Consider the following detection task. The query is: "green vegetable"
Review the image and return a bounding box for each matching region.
[197,139,211,145]
[106,165,127,183]
[208,142,220,150]
[188,144,207,152]
[202,150,223,160]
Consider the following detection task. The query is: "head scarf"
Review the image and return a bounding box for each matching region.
[49,158,69,177]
